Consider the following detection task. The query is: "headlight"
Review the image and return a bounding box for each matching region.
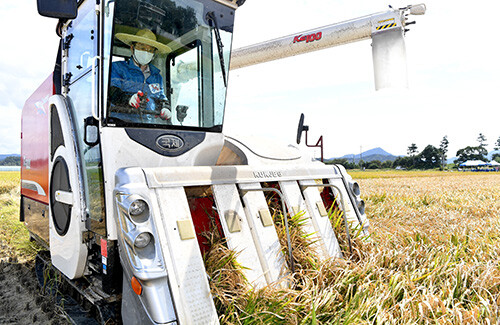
[124,229,154,252]
[119,195,150,222]
[130,199,148,216]
[357,199,365,215]
[114,189,159,267]
[134,232,152,249]
[351,182,361,197]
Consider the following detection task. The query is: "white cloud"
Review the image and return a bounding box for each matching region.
[226,0,500,158]
[0,1,59,154]
[1,0,498,159]
[0,102,21,154]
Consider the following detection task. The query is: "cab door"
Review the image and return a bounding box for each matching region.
[62,0,107,237]
[49,0,106,279]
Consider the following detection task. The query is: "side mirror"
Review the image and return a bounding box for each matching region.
[296,113,309,144]
[84,117,99,147]
[37,0,78,19]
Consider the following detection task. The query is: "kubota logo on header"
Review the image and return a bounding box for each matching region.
[293,32,322,44]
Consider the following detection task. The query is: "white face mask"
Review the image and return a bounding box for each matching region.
[133,49,154,65]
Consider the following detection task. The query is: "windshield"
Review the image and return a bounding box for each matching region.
[104,0,235,132]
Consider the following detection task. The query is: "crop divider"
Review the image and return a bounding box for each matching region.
[300,183,352,255]
[238,187,295,273]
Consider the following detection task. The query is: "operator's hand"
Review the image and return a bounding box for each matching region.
[160,100,171,120]
[160,108,172,120]
[129,91,149,109]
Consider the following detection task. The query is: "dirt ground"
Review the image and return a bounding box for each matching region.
[0,175,68,324]
[0,254,68,324]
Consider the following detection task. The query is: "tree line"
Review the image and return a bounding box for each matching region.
[0,156,21,166]
[328,134,500,170]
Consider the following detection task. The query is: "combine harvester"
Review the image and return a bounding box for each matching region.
[20,0,425,323]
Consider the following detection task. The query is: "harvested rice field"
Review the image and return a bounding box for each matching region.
[1,171,500,324]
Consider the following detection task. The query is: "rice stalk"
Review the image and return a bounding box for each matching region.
[201,222,249,317]
[2,171,500,323]
[208,174,500,323]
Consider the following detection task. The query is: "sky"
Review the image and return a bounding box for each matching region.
[1,0,499,159]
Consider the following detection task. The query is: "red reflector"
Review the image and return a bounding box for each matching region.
[100,238,108,258]
[131,276,142,295]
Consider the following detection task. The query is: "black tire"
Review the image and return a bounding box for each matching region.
[50,157,72,236]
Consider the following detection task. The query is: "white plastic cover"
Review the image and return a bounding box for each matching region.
[372,28,408,90]
[48,95,88,280]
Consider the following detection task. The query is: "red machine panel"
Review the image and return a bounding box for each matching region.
[21,75,53,205]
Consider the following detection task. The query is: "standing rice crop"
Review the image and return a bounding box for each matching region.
[2,170,500,323]
[352,173,500,323]
[0,172,41,262]
[205,173,500,323]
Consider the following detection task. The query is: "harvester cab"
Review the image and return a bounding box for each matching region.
[21,0,425,323]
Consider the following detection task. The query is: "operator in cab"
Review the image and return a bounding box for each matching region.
[108,29,174,124]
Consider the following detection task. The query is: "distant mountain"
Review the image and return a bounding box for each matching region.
[447,157,457,164]
[333,147,398,163]
[332,149,499,166]
[0,154,20,161]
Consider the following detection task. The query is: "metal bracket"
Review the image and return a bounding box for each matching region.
[225,210,242,233]
[55,190,74,205]
[63,72,73,87]
[63,33,74,51]
[82,231,95,244]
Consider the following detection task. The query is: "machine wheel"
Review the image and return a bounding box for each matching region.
[50,157,72,236]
